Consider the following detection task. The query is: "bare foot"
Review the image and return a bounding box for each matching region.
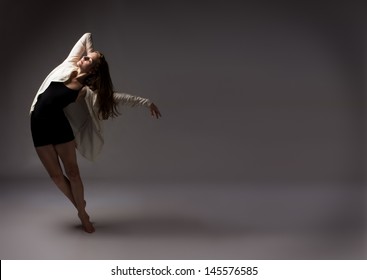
[78,211,95,233]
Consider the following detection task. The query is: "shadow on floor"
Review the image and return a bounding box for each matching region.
[64,215,256,237]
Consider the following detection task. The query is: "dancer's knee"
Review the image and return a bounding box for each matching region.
[50,173,65,185]
[65,166,80,181]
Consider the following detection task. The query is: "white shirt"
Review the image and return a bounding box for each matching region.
[30,33,151,161]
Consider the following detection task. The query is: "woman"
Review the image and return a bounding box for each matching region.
[30,33,161,233]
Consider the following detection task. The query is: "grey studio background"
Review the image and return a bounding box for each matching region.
[0,0,366,259]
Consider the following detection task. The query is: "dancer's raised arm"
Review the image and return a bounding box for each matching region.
[64,33,95,64]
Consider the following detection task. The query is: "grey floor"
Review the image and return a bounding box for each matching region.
[0,179,365,260]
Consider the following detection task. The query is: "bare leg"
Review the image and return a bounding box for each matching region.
[36,145,77,207]
[54,141,95,233]
[63,175,87,209]
[35,143,93,233]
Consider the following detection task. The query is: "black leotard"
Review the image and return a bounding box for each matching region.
[31,81,80,147]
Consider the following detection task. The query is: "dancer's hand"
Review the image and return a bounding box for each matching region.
[149,103,162,119]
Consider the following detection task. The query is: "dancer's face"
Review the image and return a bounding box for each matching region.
[77,51,101,74]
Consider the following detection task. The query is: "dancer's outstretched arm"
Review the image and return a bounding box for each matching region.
[113,92,162,119]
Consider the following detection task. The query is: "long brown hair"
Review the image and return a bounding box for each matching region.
[85,52,120,120]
